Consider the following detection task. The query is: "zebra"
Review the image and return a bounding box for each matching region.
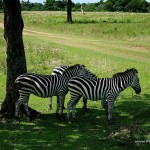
[50,65,94,112]
[49,65,69,110]
[67,68,141,124]
[14,64,96,120]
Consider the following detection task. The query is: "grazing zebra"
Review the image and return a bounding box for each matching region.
[50,65,93,112]
[15,64,95,120]
[67,68,141,124]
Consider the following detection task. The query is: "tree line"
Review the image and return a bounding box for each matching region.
[20,0,150,13]
[0,0,150,13]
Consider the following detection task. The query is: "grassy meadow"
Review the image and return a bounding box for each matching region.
[0,11,150,149]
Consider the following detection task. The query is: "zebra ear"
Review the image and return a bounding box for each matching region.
[81,65,85,67]
[75,64,80,68]
[132,68,138,74]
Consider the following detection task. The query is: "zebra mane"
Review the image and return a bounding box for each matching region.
[57,65,69,69]
[62,64,83,74]
[112,68,138,78]
[87,72,97,79]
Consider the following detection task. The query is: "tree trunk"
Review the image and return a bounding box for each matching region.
[0,0,38,119]
[67,0,73,23]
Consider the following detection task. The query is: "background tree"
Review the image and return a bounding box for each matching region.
[54,0,66,11]
[21,0,44,11]
[31,3,44,11]
[19,0,150,12]
[67,0,73,23]
[126,0,148,12]
[0,0,37,118]
[21,0,33,10]
[45,0,55,10]
[104,0,148,12]
[0,0,2,10]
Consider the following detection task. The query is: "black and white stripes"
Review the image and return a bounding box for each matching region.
[67,68,141,123]
[15,66,141,124]
[15,64,95,119]
[50,65,96,111]
[52,65,69,76]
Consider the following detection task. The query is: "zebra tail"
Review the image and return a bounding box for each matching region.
[13,81,22,91]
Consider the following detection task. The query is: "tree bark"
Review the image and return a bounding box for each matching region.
[67,0,73,23]
[0,0,38,119]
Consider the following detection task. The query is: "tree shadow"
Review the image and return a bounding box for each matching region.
[0,95,149,149]
[73,19,132,24]
[111,94,150,149]
[73,20,99,24]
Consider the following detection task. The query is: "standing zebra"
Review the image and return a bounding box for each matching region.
[15,64,95,120]
[49,65,69,110]
[67,68,141,124]
[50,65,94,112]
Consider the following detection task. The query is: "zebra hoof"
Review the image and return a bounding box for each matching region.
[82,107,89,113]
[106,111,108,116]
[15,116,20,123]
[60,115,67,121]
[56,114,66,121]
[67,118,72,124]
[108,119,113,125]
[56,113,61,120]
[73,117,78,122]
[28,116,34,122]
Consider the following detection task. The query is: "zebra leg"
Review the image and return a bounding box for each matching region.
[49,97,52,110]
[72,99,80,121]
[60,95,65,115]
[107,100,114,124]
[101,100,108,116]
[15,99,23,119]
[82,97,88,112]
[68,95,81,121]
[56,95,66,120]
[67,101,71,120]
[15,94,30,120]
[23,103,31,120]
[56,96,60,119]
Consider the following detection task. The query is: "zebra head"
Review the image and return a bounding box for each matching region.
[62,64,96,79]
[130,68,141,94]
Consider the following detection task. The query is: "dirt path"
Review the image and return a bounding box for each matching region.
[0,22,109,53]
[0,22,4,29]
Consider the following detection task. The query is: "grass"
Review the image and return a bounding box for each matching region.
[0,11,150,149]
[21,12,150,41]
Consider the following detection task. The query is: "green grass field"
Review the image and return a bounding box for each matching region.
[0,11,150,150]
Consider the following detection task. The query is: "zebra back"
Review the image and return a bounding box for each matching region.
[68,68,141,100]
[62,64,96,79]
[52,64,97,80]
[52,65,69,75]
[112,68,138,78]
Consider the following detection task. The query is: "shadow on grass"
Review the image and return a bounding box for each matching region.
[0,94,149,150]
[73,19,132,24]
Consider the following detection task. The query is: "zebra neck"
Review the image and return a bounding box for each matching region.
[63,71,78,79]
[116,76,131,92]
